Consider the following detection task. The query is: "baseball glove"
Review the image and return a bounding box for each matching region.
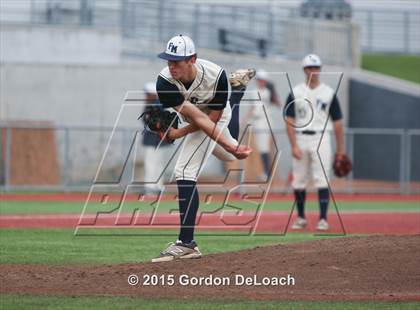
[139,107,179,143]
[333,153,352,177]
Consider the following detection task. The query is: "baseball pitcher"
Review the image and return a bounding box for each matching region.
[150,35,254,262]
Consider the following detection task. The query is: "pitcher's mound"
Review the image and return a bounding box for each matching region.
[1,235,419,301]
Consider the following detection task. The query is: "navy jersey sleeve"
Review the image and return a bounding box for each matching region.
[208,70,228,110]
[285,93,295,117]
[156,76,185,108]
[329,94,343,121]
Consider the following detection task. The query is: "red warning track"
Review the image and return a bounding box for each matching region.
[1,193,419,202]
[1,212,419,235]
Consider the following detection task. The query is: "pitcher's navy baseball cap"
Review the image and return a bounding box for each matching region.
[158,34,196,61]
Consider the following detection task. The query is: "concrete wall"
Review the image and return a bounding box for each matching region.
[0,48,351,128]
[349,71,420,129]
[349,71,420,181]
[0,25,121,65]
[0,62,145,127]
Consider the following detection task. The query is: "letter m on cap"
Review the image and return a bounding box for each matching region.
[168,42,178,53]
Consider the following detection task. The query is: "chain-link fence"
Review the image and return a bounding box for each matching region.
[1,124,418,194]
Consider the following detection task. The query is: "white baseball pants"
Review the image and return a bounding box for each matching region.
[292,132,332,189]
[174,103,237,181]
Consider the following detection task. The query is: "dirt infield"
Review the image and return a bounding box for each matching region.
[1,212,419,235]
[1,235,419,301]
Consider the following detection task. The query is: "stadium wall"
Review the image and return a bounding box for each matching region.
[349,71,420,181]
[0,24,121,65]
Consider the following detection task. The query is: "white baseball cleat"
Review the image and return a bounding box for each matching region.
[291,217,307,229]
[229,68,256,88]
[152,240,202,263]
[316,219,329,231]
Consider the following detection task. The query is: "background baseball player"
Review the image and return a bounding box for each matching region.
[285,54,346,231]
[152,34,254,262]
[242,70,281,179]
[141,82,171,194]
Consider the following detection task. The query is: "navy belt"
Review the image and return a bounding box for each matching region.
[297,130,317,135]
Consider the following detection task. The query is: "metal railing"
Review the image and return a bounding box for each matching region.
[119,1,356,65]
[1,1,419,55]
[0,0,120,28]
[352,9,420,54]
[0,124,418,194]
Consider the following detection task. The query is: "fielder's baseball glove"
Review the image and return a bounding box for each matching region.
[139,107,179,143]
[333,153,352,177]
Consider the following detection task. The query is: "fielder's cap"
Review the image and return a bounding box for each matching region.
[158,34,196,61]
[302,54,322,68]
[256,70,269,81]
[143,82,156,95]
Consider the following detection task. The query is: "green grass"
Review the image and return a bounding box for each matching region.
[362,54,420,84]
[1,198,417,309]
[1,295,418,310]
[1,200,418,215]
[0,228,332,265]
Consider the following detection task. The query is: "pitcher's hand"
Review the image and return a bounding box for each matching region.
[228,144,253,160]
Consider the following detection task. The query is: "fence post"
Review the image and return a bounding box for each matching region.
[347,21,353,67]
[64,127,71,192]
[30,0,35,24]
[404,11,410,54]
[405,131,412,195]
[193,4,199,45]
[130,1,136,38]
[399,130,406,194]
[232,6,237,29]
[157,0,163,42]
[268,10,274,54]
[4,127,11,191]
[80,0,93,26]
[367,10,373,52]
[347,130,354,194]
[305,18,314,56]
[120,0,127,37]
